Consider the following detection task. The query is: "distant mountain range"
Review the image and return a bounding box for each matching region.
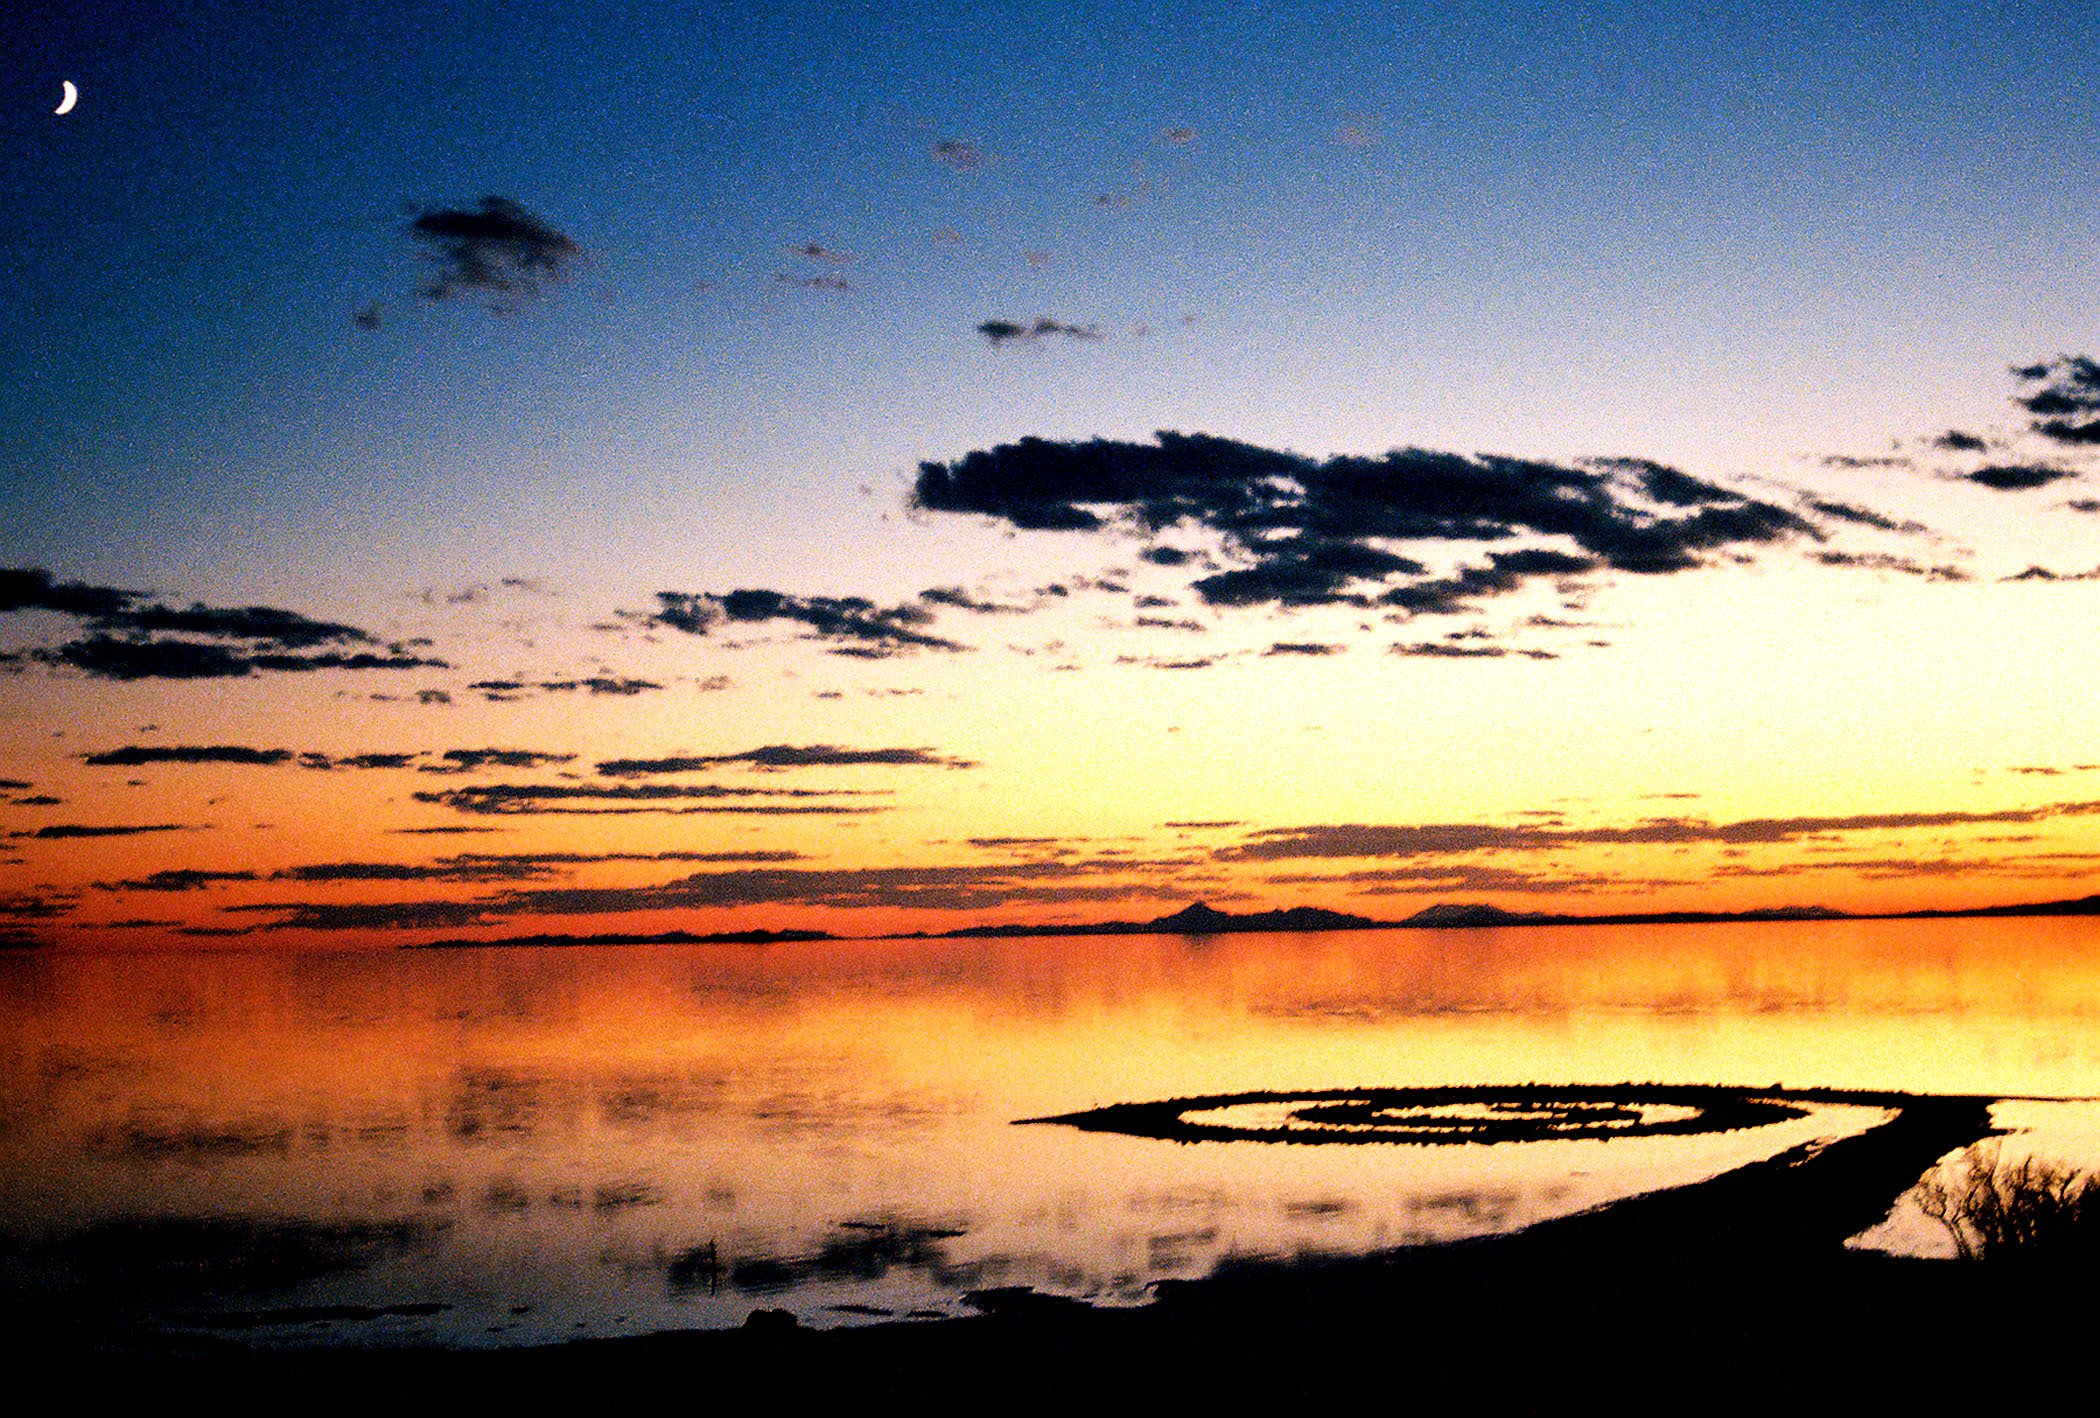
[935,898,1851,938]
[403,893,2100,949]
[938,900,1388,938]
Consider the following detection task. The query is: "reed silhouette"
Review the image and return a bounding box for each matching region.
[1915,1141,2100,1262]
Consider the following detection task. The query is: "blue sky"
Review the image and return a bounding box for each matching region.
[7,1,2095,596]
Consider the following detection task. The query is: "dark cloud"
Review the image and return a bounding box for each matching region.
[1377,549,1594,616]
[8,636,444,682]
[1264,862,1644,897]
[1109,653,1221,670]
[410,197,581,305]
[17,823,186,839]
[596,745,976,776]
[0,567,139,617]
[918,587,1030,615]
[104,603,378,649]
[976,318,1103,347]
[2,569,442,681]
[445,849,804,867]
[1804,498,1926,534]
[416,748,577,775]
[1264,642,1342,656]
[1193,543,1430,609]
[1393,642,1520,660]
[2001,564,2100,583]
[2015,356,2100,445]
[1,891,76,919]
[412,782,887,816]
[1811,552,1972,581]
[95,869,259,892]
[1222,803,2098,862]
[236,899,508,932]
[1964,464,2077,491]
[912,434,1819,613]
[77,745,549,773]
[467,676,663,701]
[494,862,1179,918]
[649,589,967,657]
[775,273,853,292]
[1932,429,1988,452]
[932,139,983,171]
[236,856,1191,932]
[83,745,291,767]
[303,752,421,771]
[271,858,562,884]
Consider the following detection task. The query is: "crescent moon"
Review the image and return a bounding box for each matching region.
[54,81,77,116]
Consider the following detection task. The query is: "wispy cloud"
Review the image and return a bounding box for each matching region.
[976,318,1102,347]
[76,744,577,774]
[411,782,890,816]
[2,568,446,681]
[596,745,975,776]
[1223,802,2100,861]
[648,589,968,657]
[94,869,259,892]
[239,858,1197,932]
[417,749,577,775]
[466,676,663,701]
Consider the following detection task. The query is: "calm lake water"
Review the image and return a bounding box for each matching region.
[5,916,2100,1347]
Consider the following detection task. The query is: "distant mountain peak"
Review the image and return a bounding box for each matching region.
[1144,901,1383,934]
[1154,901,1232,927]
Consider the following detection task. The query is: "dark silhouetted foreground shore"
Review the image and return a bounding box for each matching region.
[15,1092,2087,1411]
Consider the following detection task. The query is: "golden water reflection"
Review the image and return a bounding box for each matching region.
[3,916,2099,1344]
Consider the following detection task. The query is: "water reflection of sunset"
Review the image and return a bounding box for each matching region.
[6,917,2098,1341]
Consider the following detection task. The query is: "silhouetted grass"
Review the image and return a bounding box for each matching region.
[1915,1141,2100,1262]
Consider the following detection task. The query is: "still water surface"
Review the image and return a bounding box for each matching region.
[5,917,2100,1346]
